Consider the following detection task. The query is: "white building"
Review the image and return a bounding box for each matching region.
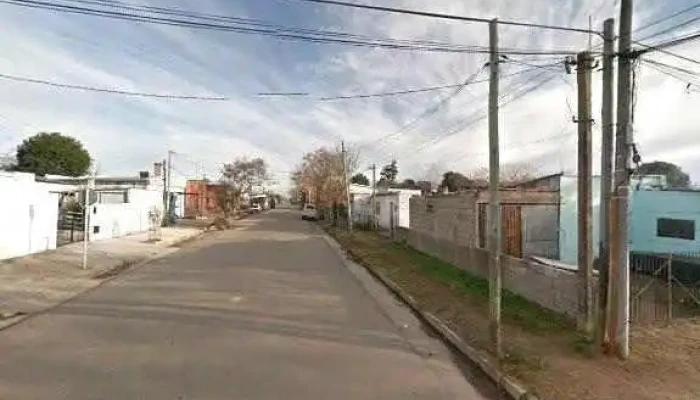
[350,184,421,230]
[0,172,59,260]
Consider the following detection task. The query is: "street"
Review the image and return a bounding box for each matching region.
[0,210,497,400]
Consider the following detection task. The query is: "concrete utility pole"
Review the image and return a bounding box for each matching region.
[597,18,616,349]
[161,158,168,222]
[82,166,96,270]
[576,51,594,336]
[370,163,377,230]
[166,150,174,220]
[341,141,353,233]
[487,18,502,360]
[613,0,634,360]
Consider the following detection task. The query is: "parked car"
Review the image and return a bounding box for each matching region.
[301,204,318,220]
[251,204,262,213]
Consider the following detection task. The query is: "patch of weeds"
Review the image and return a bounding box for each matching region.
[570,335,596,357]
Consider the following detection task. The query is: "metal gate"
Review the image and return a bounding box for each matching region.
[56,210,85,246]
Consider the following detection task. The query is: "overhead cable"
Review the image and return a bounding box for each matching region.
[288,0,599,34]
[0,0,584,55]
[0,72,229,100]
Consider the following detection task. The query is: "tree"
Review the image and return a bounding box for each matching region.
[291,146,357,208]
[440,171,474,192]
[218,157,269,216]
[396,178,416,188]
[637,161,690,188]
[15,132,91,176]
[468,162,539,186]
[380,160,398,184]
[415,180,432,193]
[351,173,369,186]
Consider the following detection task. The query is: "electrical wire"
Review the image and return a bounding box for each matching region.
[634,3,700,34]
[409,70,559,156]
[287,0,600,34]
[0,0,585,55]
[636,15,700,43]
[0,72,229,100]
[258,62,561,101]
[635,29,700,56]
[361,65,487,151]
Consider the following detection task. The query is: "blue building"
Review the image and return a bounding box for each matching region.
[519,174,699,265]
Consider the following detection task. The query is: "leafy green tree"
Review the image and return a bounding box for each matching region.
[15,132,91,176]
[350,173,370,186]
[637,161,691,188]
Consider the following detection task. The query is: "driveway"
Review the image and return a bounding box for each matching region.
[0,209,498,399]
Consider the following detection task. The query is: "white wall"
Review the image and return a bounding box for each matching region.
[0,173,59,260]
[376,194,397,230]
[89,188,162,241]
[558,176,602,265]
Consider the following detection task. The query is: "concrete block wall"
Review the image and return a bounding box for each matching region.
[410,192,479,247]
[403,228,581,317]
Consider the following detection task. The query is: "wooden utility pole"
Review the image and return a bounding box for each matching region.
[370,163,377,230]
[576,51,594,336]
[597,18,616,349]
[487,18,502,359]
[613,0,634,360]
[341,141,353,232]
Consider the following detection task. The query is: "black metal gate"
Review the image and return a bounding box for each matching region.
[56,210,85,246]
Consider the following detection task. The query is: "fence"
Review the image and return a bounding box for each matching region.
[56,210,85,246]
[630,252,700,325]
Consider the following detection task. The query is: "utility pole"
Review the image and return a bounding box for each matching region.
[370,163,377,230]
[341,141,353,233]
[161,158,168,222]
[82,165,96,270]
[612,0,634,360]
[166,150,174,222]
[487,18,502,360]
[597,18,616,350]
[576,51,594,336]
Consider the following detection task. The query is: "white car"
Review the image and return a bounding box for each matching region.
[301,204,318,220]
[251,204,262,213]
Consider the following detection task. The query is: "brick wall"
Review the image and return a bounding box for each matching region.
[410,191,480,247]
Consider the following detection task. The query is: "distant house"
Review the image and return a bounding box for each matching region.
[351,185,420,229]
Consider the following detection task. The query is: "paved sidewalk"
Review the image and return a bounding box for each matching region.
[0,227,203,328]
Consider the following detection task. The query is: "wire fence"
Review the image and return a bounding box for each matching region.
[630,252,700,325]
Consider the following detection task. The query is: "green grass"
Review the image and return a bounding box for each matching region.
[391,241,575,334]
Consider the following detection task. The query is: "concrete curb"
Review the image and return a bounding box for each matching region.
[0,230,206,333]
[321,229,539,400]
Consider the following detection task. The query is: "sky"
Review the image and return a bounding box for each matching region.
[0,0,699,191]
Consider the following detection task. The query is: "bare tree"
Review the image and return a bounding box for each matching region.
[291,145,359,209]
[218,157,269,217]
[467,162,540,186]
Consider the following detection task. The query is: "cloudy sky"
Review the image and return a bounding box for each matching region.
[0,0,698,189]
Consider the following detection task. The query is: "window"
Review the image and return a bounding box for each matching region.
[657,218,695,240]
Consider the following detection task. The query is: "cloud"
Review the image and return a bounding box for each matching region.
[0,0,698,192]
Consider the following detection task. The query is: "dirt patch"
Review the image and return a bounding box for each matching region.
[328,227,700,400]
[92,260,137,280]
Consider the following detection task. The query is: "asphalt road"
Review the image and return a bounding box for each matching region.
[0,210,499,399]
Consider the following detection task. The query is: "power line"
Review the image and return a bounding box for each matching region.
[634,3,700,34]
[363,65,487,151]
[0,72,229,100]
[0,0,584,55]
[634,29,700,57]
[288,0,600,34]
[258,62,561,101]
[636,15,700,43]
